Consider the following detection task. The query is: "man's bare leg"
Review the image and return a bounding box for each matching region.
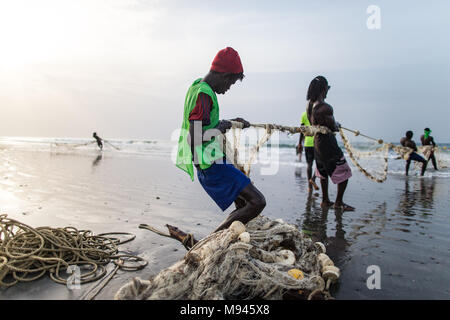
[166,194,246,249]
[333,179,355,212]
[165,186,265,249]
[234,195,246,209]
[213,183,266,233]
[306,161,313,192]
[420,159,428,176]
[405,160,411,176]
[430,154,438,170]
[306,162,319,192]
[319,177,334,208]
[309,174,319,191]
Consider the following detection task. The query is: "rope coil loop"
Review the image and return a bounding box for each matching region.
[0,214,145,289]
[112,254,148,271]
[96,232,137,246]
[0,256,7,269]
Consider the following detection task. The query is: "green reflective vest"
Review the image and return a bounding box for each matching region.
[301,111,314,147]
[176,79,225,181]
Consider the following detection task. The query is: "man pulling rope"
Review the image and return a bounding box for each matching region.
[175,47,266,249]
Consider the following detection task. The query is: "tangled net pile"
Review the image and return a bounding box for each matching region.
[0,214,146,288]
[115,215,338,300]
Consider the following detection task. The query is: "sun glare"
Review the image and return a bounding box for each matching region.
[0,1,95,69]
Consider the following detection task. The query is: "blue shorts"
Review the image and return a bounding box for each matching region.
[408,152,425,162]
[197,159,251,211]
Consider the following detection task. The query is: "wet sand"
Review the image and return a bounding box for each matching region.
[1,146,450,299]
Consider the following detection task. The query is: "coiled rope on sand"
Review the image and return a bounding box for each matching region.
[0,214,147,289]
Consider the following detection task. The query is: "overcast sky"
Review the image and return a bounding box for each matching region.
[1,0,449,142]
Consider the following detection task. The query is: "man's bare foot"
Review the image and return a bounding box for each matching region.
[166,224,198,250]
[333,203,355,212]
[309,179,319,191]
[320,201,334,208]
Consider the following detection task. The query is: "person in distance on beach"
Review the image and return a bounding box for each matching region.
[308,76,354,212]
[420,127,438,171]
[174,47,266,249]
[400,130,427,176]
[297,108,319,192]
[93,132,103,150]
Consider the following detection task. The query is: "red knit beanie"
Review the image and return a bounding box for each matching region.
[210,47,243,74]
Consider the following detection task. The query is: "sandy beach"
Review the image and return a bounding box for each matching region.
[1,140,450,300]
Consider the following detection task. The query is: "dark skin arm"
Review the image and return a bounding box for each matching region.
[312,103,339,131]
[188,119,232,163]
[188,117,249,156]
[298,117,306,151]
[421,135,436,147]
[401,137,418,152]
[297,132,304,154]
[400,137,406,147]
[406,140,417,152]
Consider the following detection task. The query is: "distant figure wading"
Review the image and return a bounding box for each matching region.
[93,132,103,150]
[298,105,319,192]
[400,130,427,176]
[420,127,438,171]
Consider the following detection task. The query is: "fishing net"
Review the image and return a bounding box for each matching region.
[416,146,448,169]
[223,121,446,182]
[115,215,337,300]
[223,121,417,182]
[337,128,412,182]
[339,128,446,181]
[52,141,96,149]
[224,122,330,177]
[224,124,273,177]
[51,139,120,151]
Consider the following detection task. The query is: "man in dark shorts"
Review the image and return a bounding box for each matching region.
[307,76,354,212]
[175,47,266,248]
[93,132,103,150]
[297,110,319,192]
[400,130,427,176]
[420,127,438,170]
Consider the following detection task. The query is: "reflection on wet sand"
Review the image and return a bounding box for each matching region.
[92,154,103,167]
[294,167,450,299]
[300,194,350,259]
[295,172,351,266]
[397,177,436,216]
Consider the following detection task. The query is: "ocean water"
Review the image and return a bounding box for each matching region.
[1,134,449,178]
